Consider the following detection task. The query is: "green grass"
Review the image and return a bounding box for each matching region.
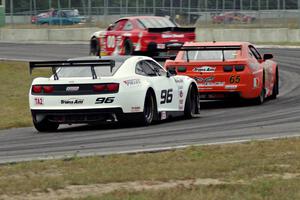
[0,61,50,129]
[0,138,300,199]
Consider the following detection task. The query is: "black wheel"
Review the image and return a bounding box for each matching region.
[117,90,157,126]
[124,39,133,55]
[184,84,200,118]
[90,37,100,56]
[270,68,279,100]
[33,118,59,132]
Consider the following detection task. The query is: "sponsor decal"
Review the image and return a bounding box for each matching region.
[193,66,216,73]
[61,98,84,104]
[225,85,238,90]
[253,78,259,88]
[198,82,225,87]
[131,106,141,112]
[123,33,132,37]
[162,34,184,38]
[174,78,184,83]
[66,86,80,92]
[157,44,166,49]
[124,79,141,86]
[194,76,215,83]
[179,90,184,98]
[161,111,167,120]
[34,97,44,105]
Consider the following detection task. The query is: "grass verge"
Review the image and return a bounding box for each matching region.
[0,138,300,199]
[0,61,50,129]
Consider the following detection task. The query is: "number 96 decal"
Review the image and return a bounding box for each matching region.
[95,97,115,104]
[160,89,173,104]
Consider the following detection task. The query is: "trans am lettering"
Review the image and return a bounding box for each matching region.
[61,98,84,104]
[193,66,216,72]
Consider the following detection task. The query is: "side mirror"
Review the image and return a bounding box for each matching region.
[167,67,177,77]
[263,53,273,60]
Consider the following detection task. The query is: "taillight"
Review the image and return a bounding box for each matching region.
[93,84,106,92]
[150,36,158,40]
[32,85,42,93]
[93,83,119,93]
[187,35,196,40]
[43,86,54,93]
[235,65,245,72]
[32,85,54,94]
[223,66,233,72]
[107,83,119,92]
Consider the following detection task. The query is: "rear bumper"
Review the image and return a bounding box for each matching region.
[31,108,123,124]
[199,92,241,100]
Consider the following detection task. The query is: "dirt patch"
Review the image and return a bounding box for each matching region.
[0,178,228,200]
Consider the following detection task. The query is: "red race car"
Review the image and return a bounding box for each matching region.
[164,42,279,104]
[89,16,195,57]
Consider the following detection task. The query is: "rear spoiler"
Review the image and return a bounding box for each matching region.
[147,27,195,33]
[29,59,115,80]
[166,45,242,62]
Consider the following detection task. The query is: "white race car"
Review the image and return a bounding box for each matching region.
[29,56,200,132]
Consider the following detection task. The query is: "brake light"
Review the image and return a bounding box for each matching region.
[43,86,54,93]
[235,65,245,72]
[93,83,119,93]
[107,83,119,92]
[93,84,106,92]
[187,35,196,40]
[223,66,233,72]
[32,85,42,93]
[150,36,158,40]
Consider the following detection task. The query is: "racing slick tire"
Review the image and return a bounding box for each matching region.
[33,118,59,132]
[270,68,279,100]
[118,90,158,126]
[90,37,100,56]
[124,39,133,55]
[184,84,200,118]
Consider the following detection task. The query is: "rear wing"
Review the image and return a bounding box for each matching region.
[29,59,115,80]
[147,27,195,33]
[166,45,242,62]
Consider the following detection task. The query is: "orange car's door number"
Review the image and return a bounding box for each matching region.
[229,75,241,83]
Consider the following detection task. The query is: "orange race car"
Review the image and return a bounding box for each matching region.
[164,42,279,104]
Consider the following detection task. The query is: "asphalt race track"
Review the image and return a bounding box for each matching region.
[0,43,300,163]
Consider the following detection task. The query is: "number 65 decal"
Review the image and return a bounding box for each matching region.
[160,89,173,104]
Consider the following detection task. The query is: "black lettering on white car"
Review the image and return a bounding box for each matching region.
[95,97,115,104]
[160,89,173,104]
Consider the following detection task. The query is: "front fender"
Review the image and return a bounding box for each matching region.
[90,30,107,39]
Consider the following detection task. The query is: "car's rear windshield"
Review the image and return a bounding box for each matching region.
[183,50,240,61]
[138,17,176,28]
[56,61,123,78]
